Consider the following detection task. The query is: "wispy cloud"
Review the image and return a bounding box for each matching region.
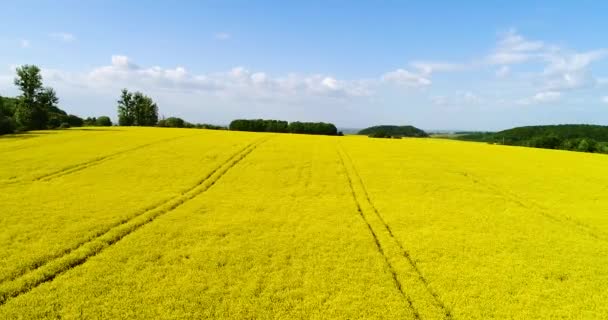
[518,91,562,105]
[50,32,76,42]
[214,32,231,40]
[20,39,30,48]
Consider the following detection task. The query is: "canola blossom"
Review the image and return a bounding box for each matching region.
[1,127,607,319]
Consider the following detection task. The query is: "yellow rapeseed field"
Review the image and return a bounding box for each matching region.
[1,127,607,319]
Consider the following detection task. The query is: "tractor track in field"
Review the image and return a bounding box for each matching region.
[0,134,193,186]
[337,144,452,320]
[456,171,608,242]
[33,134,195,182]
[0,136,270,306]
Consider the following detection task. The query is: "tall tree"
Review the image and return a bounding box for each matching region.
[117,89,158,126]
[13,65,59,130]
[14,65,43,104]
[117,89,134,126]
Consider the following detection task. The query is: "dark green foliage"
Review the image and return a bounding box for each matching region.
[358,125,428,138]
[96,116,112,126]
[0,96,18,117]
[117,89,158,126]
[14,65,43,103]
[0,98,15,134]
[156,116,225,130]
[287,121,337,135]
[369,131,391,138]
[59,122,70,129]
[229,119,338,135]
[456,124,608,154]
[67,115,84,127]
[229,119,289,133]
[82,116,113,127]
[0,66,88,135]
[14,99,48,130]
[190,123,225,130]
[83,117,97,126]
[13,65,48,130]
[158,117,186,128]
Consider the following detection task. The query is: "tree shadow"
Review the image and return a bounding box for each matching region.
[68,127,125,132]
[0,131,60,140]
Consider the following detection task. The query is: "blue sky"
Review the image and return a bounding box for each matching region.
[1,0,608,130]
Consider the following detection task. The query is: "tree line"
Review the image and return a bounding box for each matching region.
[229,119,340,135]
[2,65,342,137]
[456,124,608,154]
[0,65,113,135]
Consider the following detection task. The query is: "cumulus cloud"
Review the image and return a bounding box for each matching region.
[382,69,431,87]
[48,55,372,99]
[50,32,76,42]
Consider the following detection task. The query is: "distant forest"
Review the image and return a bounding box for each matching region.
[456,124,608,154]
[229,119,340,136]
[358,125,429,138]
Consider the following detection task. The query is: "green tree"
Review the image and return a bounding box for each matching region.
[12,65,64,130]
[158,117,185,128]
[13,65,49,130]
[96,116,112,126]
[14,65,43,103]
[117,89,158,126]
[0,97,15,134]
[117,89,134,126]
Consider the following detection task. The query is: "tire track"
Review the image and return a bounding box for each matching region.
[337,144,452,320]
[33,134,194,182]
[0,134,193,186]
[455,171,608,241]
[0,136,269,306]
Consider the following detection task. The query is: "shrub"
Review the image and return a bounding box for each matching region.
[96,116,112,126]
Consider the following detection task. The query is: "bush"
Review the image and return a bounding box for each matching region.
[96,116,112,126]
[0,115,15,134]
[59,122,70,129]
[369,131,391,138]
[359,125,428,137]
[67,114,84,127]
[158,117,186,128]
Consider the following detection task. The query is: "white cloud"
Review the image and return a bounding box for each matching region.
[602,96,608,104]
[487,29,546,65]
[20,39,30,48]
[518,91,562,105]
[496,66,510,78]
[484,30,607,91]
[410,61,465,75]
[50,32,76,42]
[541,49,608,90]
[215,32,231,40]
[48,55,372,99]
[382,69,431,87]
